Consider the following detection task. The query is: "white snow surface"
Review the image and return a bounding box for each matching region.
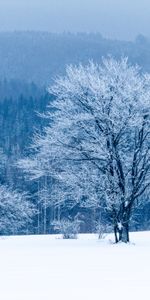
[0,231,150,300]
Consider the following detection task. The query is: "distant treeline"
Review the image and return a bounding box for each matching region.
[0,32,150,85]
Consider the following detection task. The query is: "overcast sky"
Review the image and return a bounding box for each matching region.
[0,0,149,40]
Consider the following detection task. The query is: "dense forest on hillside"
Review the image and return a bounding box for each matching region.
[0,32,150,85]
[0,32,149,235]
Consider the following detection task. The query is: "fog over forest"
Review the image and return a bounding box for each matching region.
[0,0,150,40]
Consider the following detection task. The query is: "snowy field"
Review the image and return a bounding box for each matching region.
[0,232,150,300]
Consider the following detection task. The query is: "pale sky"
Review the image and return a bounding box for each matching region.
[0,0,149,40]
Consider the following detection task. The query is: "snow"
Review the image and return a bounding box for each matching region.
[117,222,123,230]
[0,232,150,300]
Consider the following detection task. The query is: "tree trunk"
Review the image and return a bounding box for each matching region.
[114,225,119,243]
[118,223,129,243]
[114,223,130,243]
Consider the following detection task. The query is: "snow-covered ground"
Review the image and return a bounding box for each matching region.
[0,232,150,300]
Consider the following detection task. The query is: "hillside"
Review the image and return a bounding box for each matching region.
[0,32,150,85]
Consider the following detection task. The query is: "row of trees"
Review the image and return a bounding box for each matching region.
[0,32,150,85]
[0,82,50,235]
[0,151,35,234]
[18,58,150,243]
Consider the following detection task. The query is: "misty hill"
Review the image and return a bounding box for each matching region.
[0,32,150,85]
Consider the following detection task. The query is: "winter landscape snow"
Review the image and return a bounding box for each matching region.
[0,232,150,300]
[0,1,150,299]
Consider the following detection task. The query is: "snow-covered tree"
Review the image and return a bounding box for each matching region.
[0,185,35,235]
[19,58,150,242]
[0,148,35,235]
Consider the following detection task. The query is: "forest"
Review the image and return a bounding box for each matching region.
[0,32,149,238]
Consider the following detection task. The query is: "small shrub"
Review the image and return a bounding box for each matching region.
[95,221,112,239]
[52,219,80,239]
